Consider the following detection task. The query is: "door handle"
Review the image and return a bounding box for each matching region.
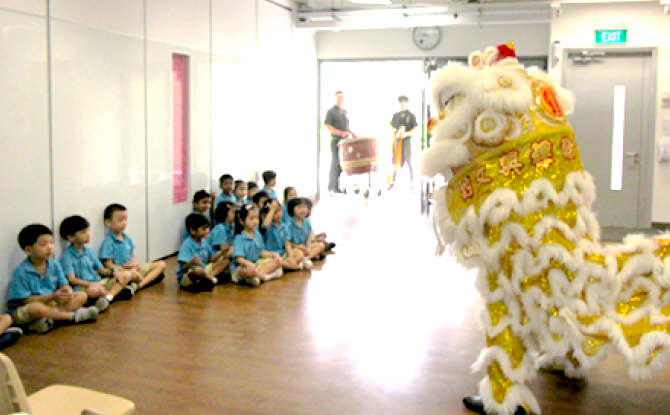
[625,152,639,164]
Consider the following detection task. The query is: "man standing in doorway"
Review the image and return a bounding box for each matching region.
[389,95,417,190]
[325,91,355,194]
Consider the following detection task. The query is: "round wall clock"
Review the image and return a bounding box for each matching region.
[412,26,442,50]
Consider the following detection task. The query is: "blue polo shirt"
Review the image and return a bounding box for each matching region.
[287,216,313,245]
[231,230,266,271]
[99,232,134,266]
[60,245,103,288]
[281,204,290,224]
[209,222,234,251]
[215,193,237,209]
[262,187,278,200]
[264,222,290,255]
[7,258,69,312]
[176,236,213,283]
[241,198,253,206]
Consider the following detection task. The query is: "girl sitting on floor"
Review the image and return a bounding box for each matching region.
[260,200,308,271]
[230,204,282,287]
[286,198,325,263]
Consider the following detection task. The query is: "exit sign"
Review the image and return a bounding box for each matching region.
[595,29,627,45]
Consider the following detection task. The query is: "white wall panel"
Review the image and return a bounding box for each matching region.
[0,10,50,311]
[212,57,259,189]
[550,2,670,223]
[146,43,211,259]
[50,21,147,261]
[286,30,318,197]
[212,0,256,61]
[0,0,45,16]
[316,23,550,59]
[146,0,210,52]
[50,0,143,38]
[257,0,292,61]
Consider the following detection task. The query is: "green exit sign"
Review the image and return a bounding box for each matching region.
[595,29,627,45]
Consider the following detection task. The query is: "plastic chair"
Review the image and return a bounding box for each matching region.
[0,353,134,415]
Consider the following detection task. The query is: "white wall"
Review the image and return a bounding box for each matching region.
[0,0,319,311]
[549,1,670,223]
[146,0,211,260]
[0,6,50,310]
[316,23,550,59]
[212,1,319,199]
[50,3,147,262]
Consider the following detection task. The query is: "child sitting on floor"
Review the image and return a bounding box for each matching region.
[8,224,99,334]
[252,191,269,211]
[261,170,278,200]
[230,204,282,287]
[100,204,166,298]
[260,200,307,270]
[303,198,336,254]
[177,214,228,292]
[214,174,236,210]
[59,215,133,309]
[286,198,326,262]
[248,181,260,200]
[0,314,22,350]
[282,186,298,224]
[234,180,253,206]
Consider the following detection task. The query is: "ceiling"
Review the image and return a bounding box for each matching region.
[294,0,660,30]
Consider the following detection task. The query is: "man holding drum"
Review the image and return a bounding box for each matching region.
[325,91,356,194]
[389,95,417,190]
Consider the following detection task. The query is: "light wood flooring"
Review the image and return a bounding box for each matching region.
[5,190,670,415]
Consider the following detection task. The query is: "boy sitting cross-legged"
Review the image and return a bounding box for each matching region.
[177,214,229,292]
[7,224,99,334]
[59,215,133,310]
[100,204,166,299]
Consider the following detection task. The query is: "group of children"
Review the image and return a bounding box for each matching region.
[0,170,334,349]
[0,203,166,349]
[178,170,335,291]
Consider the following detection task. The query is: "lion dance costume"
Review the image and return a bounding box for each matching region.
[421,44,670,415]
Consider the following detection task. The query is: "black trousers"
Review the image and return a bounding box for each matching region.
[328,137,342,191]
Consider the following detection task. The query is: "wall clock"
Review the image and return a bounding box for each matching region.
[412,26,441,50]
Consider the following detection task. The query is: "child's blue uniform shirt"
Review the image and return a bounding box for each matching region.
[209,223,234,251]
[262,187,278,200]
[287,216,313,245]
[60,245,103,288]
[7,258,69,313]
[281,204,290,224]
[263,222,290,255]
[231,230,266,271]
[99,232,134,266]
[215,193,237,209]
[241,197,253,206]
[176,236,213,283]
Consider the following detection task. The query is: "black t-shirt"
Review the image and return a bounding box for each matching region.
[325,105,349,138]
[390,110,417,138]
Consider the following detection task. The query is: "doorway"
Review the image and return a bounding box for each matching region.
[318,60,425,197]
[562,49,656,229]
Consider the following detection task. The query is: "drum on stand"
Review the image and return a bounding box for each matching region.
[338,137,379,175]
[338,137,382,198]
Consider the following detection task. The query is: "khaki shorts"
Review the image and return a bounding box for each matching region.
[231,258,274,283]
[138,263,152,278]
[180,263,214,288]
[12,300,59,325]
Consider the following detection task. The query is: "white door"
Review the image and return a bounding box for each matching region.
[563,50,654,228]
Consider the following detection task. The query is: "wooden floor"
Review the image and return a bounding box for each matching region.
[6,189,670,415]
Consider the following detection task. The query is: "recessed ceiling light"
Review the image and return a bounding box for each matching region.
[349,0,392,5]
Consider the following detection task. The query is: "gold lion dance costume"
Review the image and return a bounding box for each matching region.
[421,43,670,415]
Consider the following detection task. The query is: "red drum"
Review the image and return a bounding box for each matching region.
[338,137,379,176]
